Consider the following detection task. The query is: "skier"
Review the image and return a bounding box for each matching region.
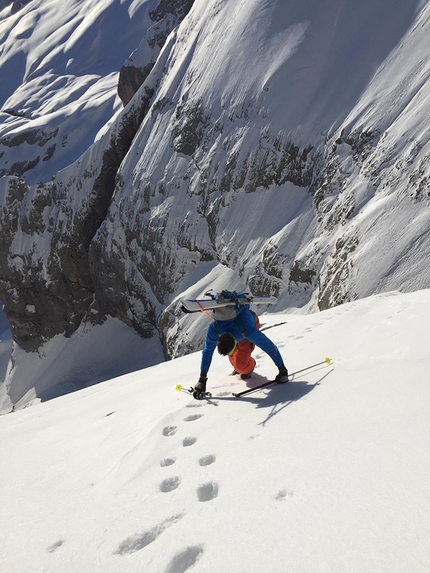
[194,306,289,399]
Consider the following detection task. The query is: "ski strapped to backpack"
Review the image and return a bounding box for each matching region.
[180,290,277,316]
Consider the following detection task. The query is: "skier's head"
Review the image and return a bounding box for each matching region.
[217,332,237,356]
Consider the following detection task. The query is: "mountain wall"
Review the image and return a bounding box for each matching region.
[1,0,430,408]
[0,0,193,185]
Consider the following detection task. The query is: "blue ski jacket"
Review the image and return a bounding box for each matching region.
[200,308,284,374]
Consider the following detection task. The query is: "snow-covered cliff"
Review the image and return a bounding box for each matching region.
[1,0,430,410]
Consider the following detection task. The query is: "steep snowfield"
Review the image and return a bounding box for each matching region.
[0,315,164,414]
[0,290,429,572]
[0,0,155,183]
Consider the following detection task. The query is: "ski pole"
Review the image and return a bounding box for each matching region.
[233,357,332,397]
[289,356,332,376]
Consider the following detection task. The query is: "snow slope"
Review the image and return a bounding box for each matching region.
[0,289,429,572]
[0,316,164,414]
[0,0,156,183]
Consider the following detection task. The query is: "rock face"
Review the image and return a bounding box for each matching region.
[1,0,430,406]
[0,0,179,187]
[0,80,157,351]
[11,0,32,14]
[118,0,195,106]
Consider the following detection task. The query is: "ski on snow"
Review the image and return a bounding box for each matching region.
[175,358,333,399]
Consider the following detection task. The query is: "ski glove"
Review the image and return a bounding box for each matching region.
[193,373,207,400]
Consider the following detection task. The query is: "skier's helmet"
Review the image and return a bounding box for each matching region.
[217,333,237,356]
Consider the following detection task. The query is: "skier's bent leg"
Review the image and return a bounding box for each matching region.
[229,340,255,375]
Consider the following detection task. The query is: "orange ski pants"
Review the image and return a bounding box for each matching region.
[228,314,260,375]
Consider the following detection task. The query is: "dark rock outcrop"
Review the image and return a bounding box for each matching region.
[0,84,155,351]
[11,0,32,14]
[118,0,195,106]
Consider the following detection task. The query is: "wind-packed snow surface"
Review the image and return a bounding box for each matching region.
[0,0,156,182]
[1,290,429,573]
